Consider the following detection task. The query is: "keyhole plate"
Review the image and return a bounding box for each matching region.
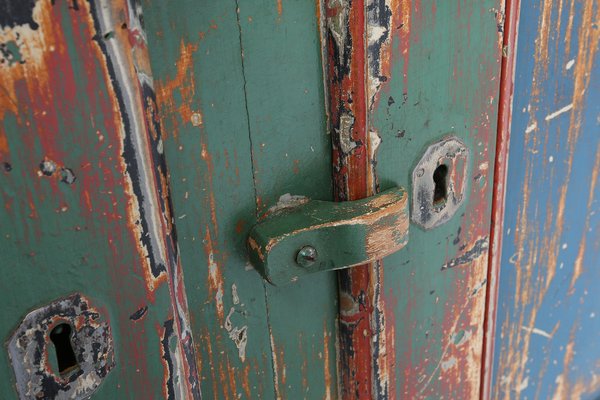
[412,136,470,230]
[7,294,114,399]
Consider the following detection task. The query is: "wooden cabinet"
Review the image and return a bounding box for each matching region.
[0,1,597,399]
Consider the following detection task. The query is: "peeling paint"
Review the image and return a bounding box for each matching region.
[442,237,490,270]
[493,0,600,398]
[7,294,114,399]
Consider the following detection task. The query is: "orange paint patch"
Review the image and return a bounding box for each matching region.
[322,321,333,400]
[569,141,600,294]
[0,130,9,159]
[0,0,60,121]
[241,364,252,398]
[154,40,199,137]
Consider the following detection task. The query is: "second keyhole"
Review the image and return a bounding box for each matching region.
[432,164,449,206]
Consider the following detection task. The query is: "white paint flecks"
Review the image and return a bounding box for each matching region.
[224,307,248,362]
[441,357,458,371]
[368,130,381,160]
[516,376,529,392]
[566,59,575,70]
[190,112,203,126]
[338,113,357,154]
[545,103,573,121]
[231,283,240,305]
[525,122,537,133]
[521,326,553,339]
[267,193,309,215]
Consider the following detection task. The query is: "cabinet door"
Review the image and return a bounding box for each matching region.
[0,1,198,398]
[1,0,508,399]
[143,2,339,398]
[143,0,505,399]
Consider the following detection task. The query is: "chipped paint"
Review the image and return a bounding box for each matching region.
[154,40,199,136]
[520,326,552,339]
[544,103,574,121]
[225,307,249,362]
[442,237,490,270]
[324,0,398,397]
[492,0,600,398]
[266,193,310,216]
[7,294,114,399]
[92,2,201,396]
[1,0,200,397]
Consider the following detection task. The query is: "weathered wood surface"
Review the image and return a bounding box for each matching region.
[482,0,520,397]
[143,1,338,398]
[492,0,600,398]
[325,0,506,397]
[367,0,504,398]
[324,1,392,397]
[0,0,552,399]
[0,0,199,398]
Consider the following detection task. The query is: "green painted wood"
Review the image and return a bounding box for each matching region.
[143,0,339,398]
[0,0,199,398]
[144,0,505,398]
[233,2,340,397]
[369,1,504,398]
[248,187,409,285]
[142,2,276,398]
[0,0,507,398]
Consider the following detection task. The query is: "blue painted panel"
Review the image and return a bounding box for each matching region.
[492,1,600,398]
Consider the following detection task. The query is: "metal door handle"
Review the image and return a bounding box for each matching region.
[247,187,409,285]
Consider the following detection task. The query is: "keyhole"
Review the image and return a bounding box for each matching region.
[432,164,448,206]
[49,323,79,376]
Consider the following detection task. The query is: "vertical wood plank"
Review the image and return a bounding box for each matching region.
[370,1,504,398]
[324,0,392,398]
[492,0,600,398]
[0,0,200,397]
[481,0,520,397]
[143,1,276,398]
[235,1,339,398]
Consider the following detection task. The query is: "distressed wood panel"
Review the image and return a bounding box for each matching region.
[370,1,504,398]
[0,0,199,398]
[142,2,275,399]
[492,0,600,398]
[324,1,397,397]
[235,2,338,398]
[143,0,337,398]
[481,0,521,397]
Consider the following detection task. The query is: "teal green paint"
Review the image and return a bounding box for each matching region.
[143,0,339,397]
[0,90,168,398]
[1,41,22,66]
[248,187,409,285]
[143,1,276,398]
[0,2,181,398]
[0,0,505,398]
[0,115,172,397]
[236,1,338,397]
[373,1,502,396]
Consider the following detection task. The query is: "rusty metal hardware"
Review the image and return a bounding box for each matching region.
[412,136,470,229]
[7,294,114,399]
[247,187,409,285]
